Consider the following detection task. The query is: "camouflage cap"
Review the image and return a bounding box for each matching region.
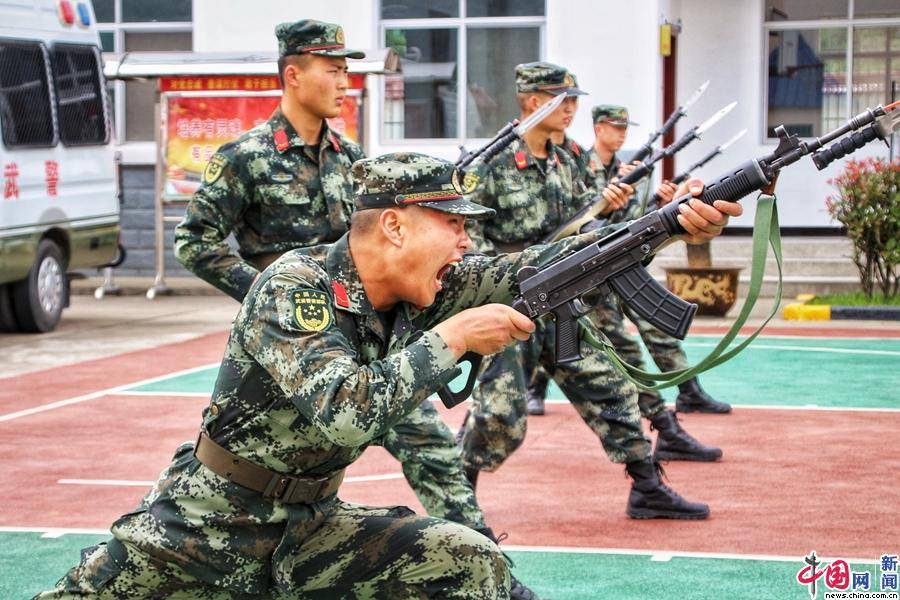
[275,20,365,59]
[515,62,587,96]
[592,104,639,126]
[352,153,494,219]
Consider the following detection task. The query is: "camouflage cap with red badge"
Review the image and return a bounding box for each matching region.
[515,62,587,96]
[275,19,365,59]
[352,153,494,219]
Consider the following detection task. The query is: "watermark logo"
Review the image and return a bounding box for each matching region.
[795,551,898,600]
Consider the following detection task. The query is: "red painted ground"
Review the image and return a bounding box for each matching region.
[1,389,897,559]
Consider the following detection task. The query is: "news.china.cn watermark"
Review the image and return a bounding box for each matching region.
[796,551,898,600]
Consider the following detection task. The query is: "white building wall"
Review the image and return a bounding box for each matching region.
[674,0,888,228]
[191,0,872,227]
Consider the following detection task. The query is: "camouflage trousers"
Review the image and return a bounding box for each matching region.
[35,452,508,599]
[377,400,485,529]
[459,318,651,472]
[584,295,691,418]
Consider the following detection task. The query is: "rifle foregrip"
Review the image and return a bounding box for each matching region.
[608,266,697,340]
[630,145,652,164]
[657,159,769,234]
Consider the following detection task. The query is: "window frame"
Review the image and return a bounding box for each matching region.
[96,0,193,146]
[50,43,112,147]
[379,1,546,144]
[0,38,59,149]
[762,1,900,142]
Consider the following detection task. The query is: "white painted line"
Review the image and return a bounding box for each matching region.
[502,544,877,564]
[650,553,673,562]
[686,342,900,357]
[0,526,110,536]
[57,473,405,488]
[0,363,219,423]
[536,399,900,413]
[114,390,211,398]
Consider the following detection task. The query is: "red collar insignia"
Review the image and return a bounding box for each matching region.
[514,151,527,170]
[273,129,289,152]
[331,280,350,308]
[328,131,341,153]
[571,143,581,156]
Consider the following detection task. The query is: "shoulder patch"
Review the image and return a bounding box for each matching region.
[203,153,228,185]
[290,288,333,332]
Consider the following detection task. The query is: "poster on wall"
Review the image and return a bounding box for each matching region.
[160,75,363,200]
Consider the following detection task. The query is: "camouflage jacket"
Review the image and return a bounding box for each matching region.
[557,134,595,190]
[111,227,621,594]
[465,138,596,254]
[586,147,651,223]
[174,107,365,301]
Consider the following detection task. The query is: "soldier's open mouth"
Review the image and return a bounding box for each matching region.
[434,262,455,290]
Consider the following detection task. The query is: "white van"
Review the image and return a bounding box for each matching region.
[0,0,119,332]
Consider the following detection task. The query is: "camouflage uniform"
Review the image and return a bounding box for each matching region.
[173,108,364,301]
[583,105,691,419]
[174,21,489,541]
[458,63,651,473]
[37,153,622,599]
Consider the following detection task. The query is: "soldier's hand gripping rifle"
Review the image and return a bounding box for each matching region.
[544,101,737,243]
[513,102,900,367]
[645,128,747,209]
[630,80,709,164]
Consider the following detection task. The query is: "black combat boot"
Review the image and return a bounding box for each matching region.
[477,527,544,600]
[625,458,710,520]
[526,371,549,416]
[650,410,723,462]
[675,377,732,414]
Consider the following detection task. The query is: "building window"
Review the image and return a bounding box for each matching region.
[764,1,900,138]
[381,0,545,141]
[96,0,193,143]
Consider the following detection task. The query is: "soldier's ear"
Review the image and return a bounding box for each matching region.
[379,208,404,247]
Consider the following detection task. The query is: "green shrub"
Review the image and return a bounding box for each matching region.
[827,157,900,299]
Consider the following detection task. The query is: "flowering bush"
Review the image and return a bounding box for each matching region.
[827,158,900,299]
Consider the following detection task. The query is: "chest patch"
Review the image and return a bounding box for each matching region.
[203,153,227,185]
[270,172,294,184]
[290,288,333,332]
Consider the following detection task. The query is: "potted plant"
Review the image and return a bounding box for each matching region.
[663,239,743,317]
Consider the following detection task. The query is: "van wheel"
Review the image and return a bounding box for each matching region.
[12,239,66,333]
[0,284,19,332]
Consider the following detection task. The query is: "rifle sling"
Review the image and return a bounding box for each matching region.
[580,193,783,390]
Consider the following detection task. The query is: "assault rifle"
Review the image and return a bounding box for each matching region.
[545,101,736,242]
[456,93,567,170]
[438,102,900,407]
[630,80,709,164]
[645,129,747,209]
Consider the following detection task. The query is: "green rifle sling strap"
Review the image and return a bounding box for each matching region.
[580,193,783,391]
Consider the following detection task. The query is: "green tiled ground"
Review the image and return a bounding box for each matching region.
[127,336,900,410]
[3,531,880,599]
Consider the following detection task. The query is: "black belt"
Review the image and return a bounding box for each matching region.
[193,432,343,504]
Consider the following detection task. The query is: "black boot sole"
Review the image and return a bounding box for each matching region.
[527,407,545,416]
[654,449,723,462]
[627,506,710,520]
[675,401,732,414]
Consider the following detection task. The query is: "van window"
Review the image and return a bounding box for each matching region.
[51,44,109,146]
[0,40,56,148]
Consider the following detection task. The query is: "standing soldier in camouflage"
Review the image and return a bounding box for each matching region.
[457,62,716,520]
[37,152,743,598]
[174,20,541,600]
[583,104,732,415]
